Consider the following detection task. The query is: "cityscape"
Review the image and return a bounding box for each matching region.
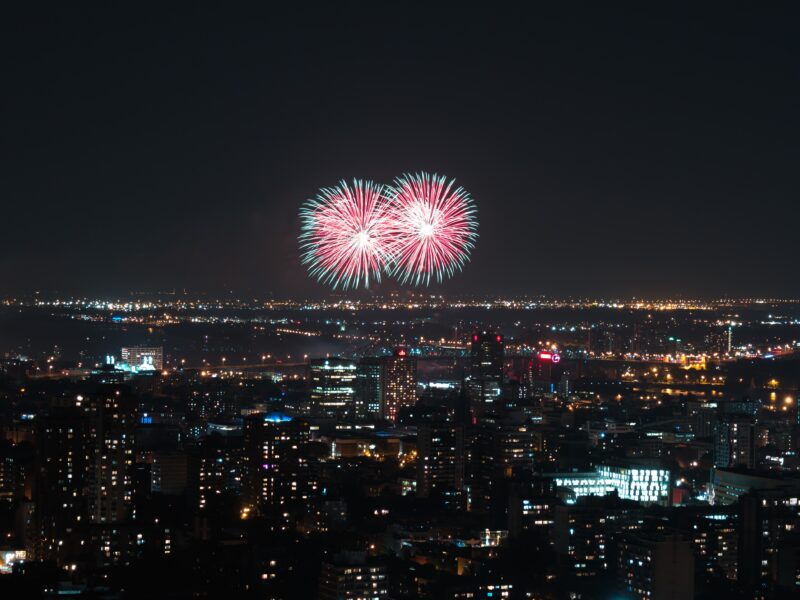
[3,3,800,599]
[1,294,800,597]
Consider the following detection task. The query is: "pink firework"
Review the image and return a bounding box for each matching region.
[299,179,394,290]
[385,172,478,286]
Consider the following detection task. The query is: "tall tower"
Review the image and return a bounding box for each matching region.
[82,389,136,524]
[355,357,382,420]
[34,406,90,563]
[469,331,504,413]
[380,348,417,422]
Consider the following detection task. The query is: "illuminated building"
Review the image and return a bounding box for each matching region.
[120,346,163,371]
[738,488,800,590]
[551,461,671,506]
[525,350,561,396]
[380,348,417,422]
[82,390,136,524]
[0,440,30,507]
[417,397,469,503]
[193,434,243,512]
[309,358,358,419]
[449,580,513,599]
[469,416,536,516]
[690,511,738,581]
[469,331,504,412]
[618,533,694,599]
[318,552,388,600]
[710,468,800,506]
[714,415,755,469]
[243,412,316,512]
[553,500,611,577]
[34,406,90,564]
[355,357,382,419]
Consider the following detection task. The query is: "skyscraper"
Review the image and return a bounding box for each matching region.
[34,406,90,564]
[355,357,382,420]
[309,358,358,419]
[81,389,136,525]
[469,331,504,413]
[416,395,469,504]
[380,348,417,422]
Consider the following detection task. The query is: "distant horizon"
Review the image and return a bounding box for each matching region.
[4,290,800,304]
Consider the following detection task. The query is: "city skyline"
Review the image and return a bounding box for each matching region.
[2,4,800,599]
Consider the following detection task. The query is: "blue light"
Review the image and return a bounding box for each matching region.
[263,411,293,423]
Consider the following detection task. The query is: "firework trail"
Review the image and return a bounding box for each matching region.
[385,172,478,286]
[299,179,394,290]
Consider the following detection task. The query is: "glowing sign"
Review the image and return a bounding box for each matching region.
[539,352,561,363]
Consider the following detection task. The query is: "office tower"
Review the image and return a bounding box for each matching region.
[380,348,417,422]
[120,346,164,371]
[309,358,358,419]
[355,357,382,420]
[416,396,469,503]
[34,406,90,563]
[469,331,504,412]
[318,552,388,600]
[618,534,694,600]
[714,415,755,469]
[243,412,316,513]
[81,390,136,524]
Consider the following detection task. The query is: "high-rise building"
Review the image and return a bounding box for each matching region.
[469,331,504,412]
[355,357,382,420]
[380,349,417,422]
[469,417,536,518]
[714,415,755,469]
[193,433,243,512]
[618,533,694,600]
[738,488,800,590]
[309,358,358,419]
[120,346,163,371]
[243,412,316,513]
[416,396,469,503]
[81,390,136,524]
[0,440,30,508]
[34,406,90,564]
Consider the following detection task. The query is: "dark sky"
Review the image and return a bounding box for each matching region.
[2,3,798,298]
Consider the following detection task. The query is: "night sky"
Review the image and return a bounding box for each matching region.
[2,3,798,298]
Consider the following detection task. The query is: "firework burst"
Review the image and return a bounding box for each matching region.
[385,172,478,286]
[299,179,394,290]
